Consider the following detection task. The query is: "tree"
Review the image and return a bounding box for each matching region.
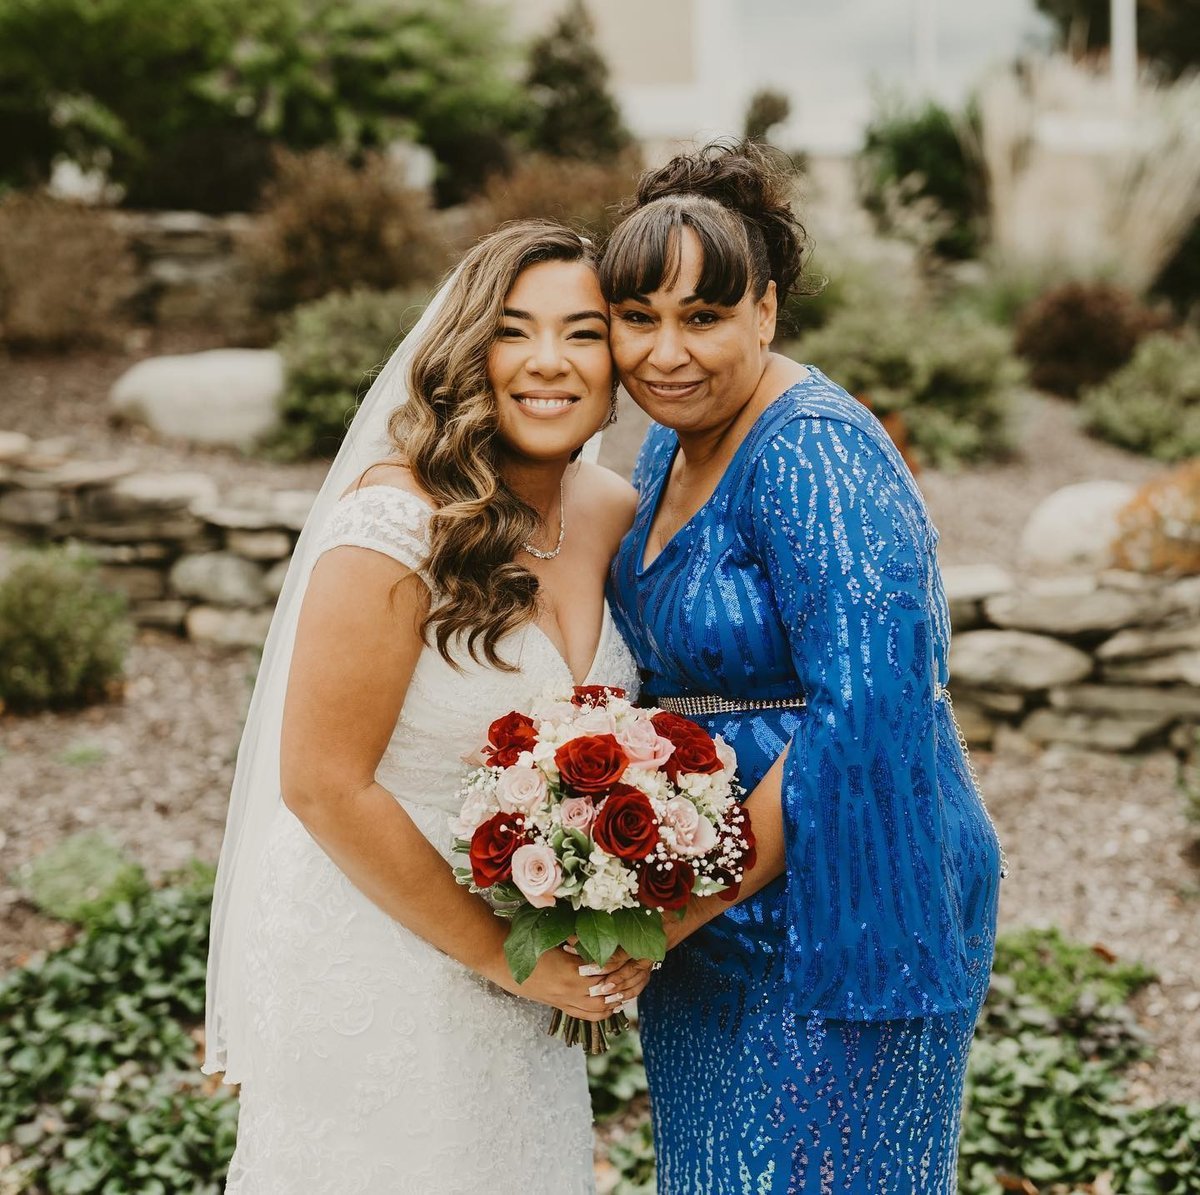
[524,0,631,161]
[0,0,528,209]
[1034,0,1200,79]
[743,89,791,144]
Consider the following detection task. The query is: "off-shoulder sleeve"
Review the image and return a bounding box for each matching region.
[315,485,433,583]
[745,415,970,1020]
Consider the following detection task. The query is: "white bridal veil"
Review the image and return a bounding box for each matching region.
[203,265,603,1082]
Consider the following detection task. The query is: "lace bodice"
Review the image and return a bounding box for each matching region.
[224,484,639,1194]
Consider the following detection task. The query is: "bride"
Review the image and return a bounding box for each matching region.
[204,222,653,1193]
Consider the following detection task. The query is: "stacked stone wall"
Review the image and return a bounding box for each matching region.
[3,431,1197,752]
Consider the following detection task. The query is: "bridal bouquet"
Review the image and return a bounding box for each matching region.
[450,684,755,1053]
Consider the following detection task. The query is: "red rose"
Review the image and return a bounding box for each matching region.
[571,685,627,708]
[638,857,695,911]
[593,784,659,860]
[469,811,528,887]
[484,711,538,767]
[651,713,722,782]
[554,734,629,796]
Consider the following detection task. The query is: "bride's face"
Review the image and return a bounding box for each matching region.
[488,260,613,465]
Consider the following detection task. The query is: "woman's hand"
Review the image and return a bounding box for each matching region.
[494,947,626,1022]
[560,941,656,1008]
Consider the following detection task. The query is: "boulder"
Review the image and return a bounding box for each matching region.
[170,552,267,607]
[97,565,165,602]
[131,599,188,630]
[110,349,283,447]
[0,487,62,526]
[226,529,292,561]
[1017,481,1135,575]
[0,432,32,462]
[186,605,273,649]
[942,564,1014,630]
[950,630,1093,691]
[1021,707,1173,751]
[89,472,218,516]
[12,460,136,490]
[263,558,290,599]
[984,577,1148,635]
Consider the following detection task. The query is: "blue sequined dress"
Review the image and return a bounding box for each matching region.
[608,370,1002,1194]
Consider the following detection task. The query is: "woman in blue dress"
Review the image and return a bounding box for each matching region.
[602,142,1005,1192]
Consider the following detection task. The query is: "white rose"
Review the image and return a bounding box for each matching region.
[568,704,618,737]
[660,797,718,858]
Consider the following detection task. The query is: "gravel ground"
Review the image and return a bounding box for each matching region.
[0,344,1196,1106]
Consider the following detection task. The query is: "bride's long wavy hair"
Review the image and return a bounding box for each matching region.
[386,221,599,670]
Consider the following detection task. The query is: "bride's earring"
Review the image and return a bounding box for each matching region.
[603,381,619,429]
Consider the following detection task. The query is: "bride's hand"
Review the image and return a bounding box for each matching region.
[498,948,623,1022]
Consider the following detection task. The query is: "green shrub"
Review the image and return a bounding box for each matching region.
[859,98,986,261]
[269,287,428,459]
[0,193,135,351]
[1082,330,1200,461]
[13,834,150,929]
[0,547,132,713]
[587,1021,648,1120]
[248,149,447,312]
[1014,280,1171,399]
[798,303,1022,468]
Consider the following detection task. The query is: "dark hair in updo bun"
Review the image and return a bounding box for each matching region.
[600,139,809,309]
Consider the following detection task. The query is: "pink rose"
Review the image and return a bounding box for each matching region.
[495,766,548,816]
[661,797,718,858]
[510,843,563,909]
[559,796,596,833]
[616,716,676,769]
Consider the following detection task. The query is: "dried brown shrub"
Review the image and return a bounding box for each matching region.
[247,149,448,311]
[1111,459,1200,576]
[1014,281,1171,399]
[0,194,135,351]
[468,151,643,242]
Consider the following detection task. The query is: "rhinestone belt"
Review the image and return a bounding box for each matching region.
[652,693,806,717]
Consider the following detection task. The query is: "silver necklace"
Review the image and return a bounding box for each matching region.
[522,477,566,561]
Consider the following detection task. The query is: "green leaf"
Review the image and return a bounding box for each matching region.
[611,907,666,962]
[531,904,576,955]
[503,905,542,984]
[575,907,619,966]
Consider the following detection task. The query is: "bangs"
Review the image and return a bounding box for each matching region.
[600,199,753,308]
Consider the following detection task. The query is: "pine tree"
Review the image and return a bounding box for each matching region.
[525,0,631,161]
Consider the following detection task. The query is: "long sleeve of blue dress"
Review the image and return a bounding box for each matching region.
[741,411,972,1021]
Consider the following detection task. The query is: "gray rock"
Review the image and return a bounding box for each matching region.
[110,349,283,447]
[186,605,273,649]
[131,599,189,630]
[1097,622,1200,660]
[1160,577,1200,621]
[170,552,267,607]
[1017,481,1135,575]
[0,488,62,526]
[226,529,292,561]
[75,517,206,543]
[985,577,1147,635]
[1104,650,1200,687]
[945,697,999,747]
[199,505,278,531]
[950,630,1093,691]
[1022,707,1173,751]
[1049,684,1200,718]
[86,543,173,564]
[953,687,1027,715]
[271,490,318,531]
[942,563,1014,630]
[12,460,137,490]
[0,432,33,462]
[97,566,165,602]
[263,558,290,599]
[91,472,219,516]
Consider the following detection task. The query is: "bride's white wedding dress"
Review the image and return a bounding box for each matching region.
[224,484,640,1195]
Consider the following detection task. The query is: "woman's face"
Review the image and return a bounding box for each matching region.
[609,228,776,436]
[488,259,613,465]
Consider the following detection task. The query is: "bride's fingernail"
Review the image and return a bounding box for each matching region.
[578,963,603,977]
[589,982,615,997]
[562,944,579,955]
[605,993,625,1005]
